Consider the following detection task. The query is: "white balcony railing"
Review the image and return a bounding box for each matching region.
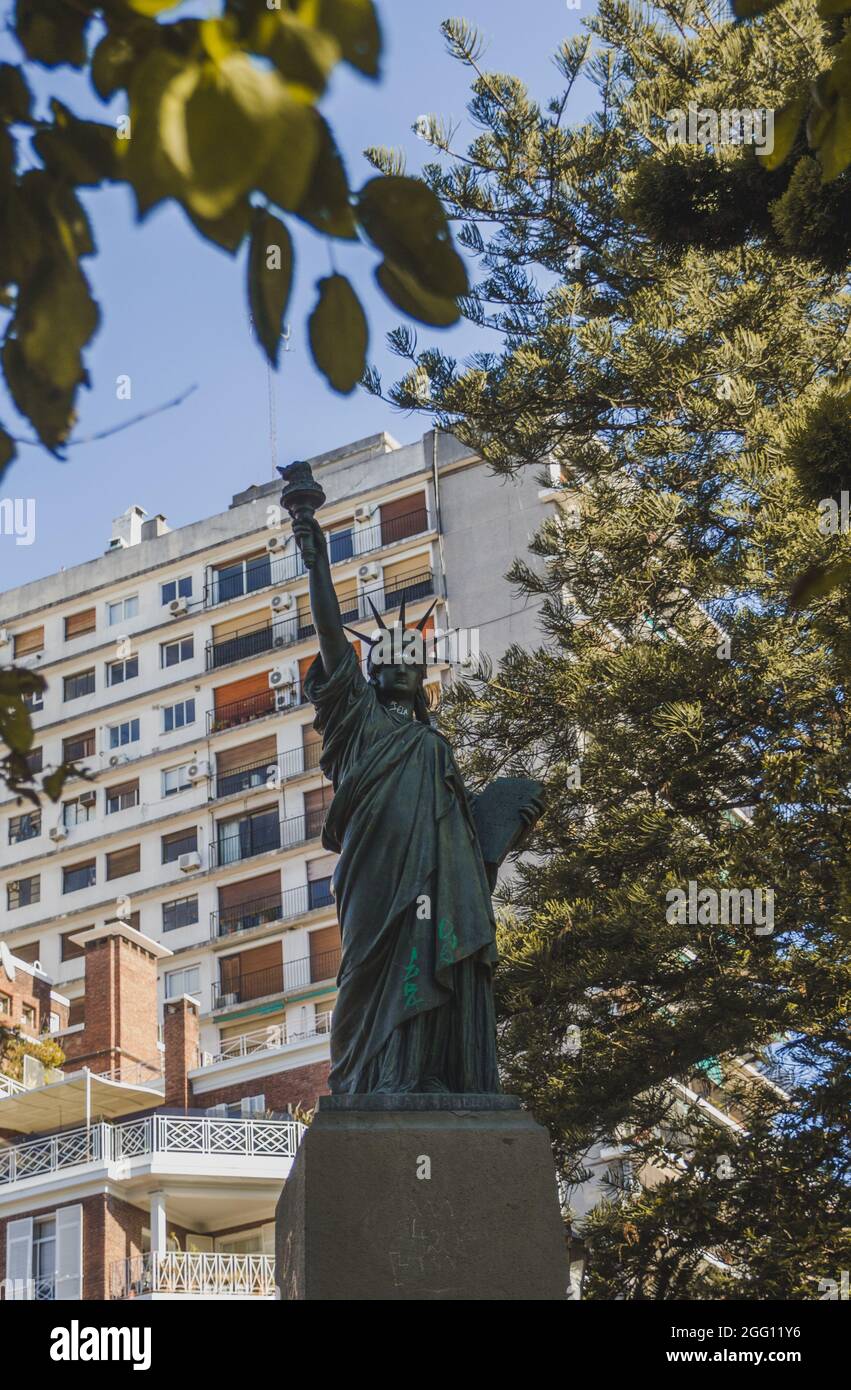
[0,1115,303,1188]
[0,1075,27,1099]
[111,1252,276,1300]
[197,1011,332,1069]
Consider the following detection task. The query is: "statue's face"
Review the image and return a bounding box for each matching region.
[371,660,424,703]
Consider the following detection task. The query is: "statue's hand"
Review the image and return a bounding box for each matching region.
[292,514,327,570]
[518,793,545,833]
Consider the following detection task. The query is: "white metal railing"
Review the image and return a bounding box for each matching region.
[0,1115,303,1187]
[0,1074,27,1099]
[197,1012,332,1069]
[111,1251,276,1299]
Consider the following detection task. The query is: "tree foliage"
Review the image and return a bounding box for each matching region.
[374,5,851,1297]
[0,0,469,473]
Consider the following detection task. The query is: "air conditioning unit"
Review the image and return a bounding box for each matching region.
[178,851,202,873]
[79,790,97,807]
[354,504,375,524]
[0,629,9,647]
[109,753,130,767]
[49,824,69,842]
[268,664,296,690]
[187,760,210,783]
[169,596,188,617]
[266,534,288,552]
[270,592,293,613]
[219,996,238,1010]
[274,689,293,712]
[358,563,380,582]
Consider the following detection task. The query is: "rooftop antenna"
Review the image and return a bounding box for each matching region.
[249,317,292,474]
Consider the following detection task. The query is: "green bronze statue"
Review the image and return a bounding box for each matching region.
[281,462,543,1095]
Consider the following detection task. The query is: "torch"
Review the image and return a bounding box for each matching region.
[277,460,327,568]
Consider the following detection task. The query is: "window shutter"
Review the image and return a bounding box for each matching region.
[380,491,427,544]
[55,1204,83,1300]
[13,626,44,657]
[106,844,141,880]
[307,854,336,882]
[5,1217,33,1300]
[64,608,96,639]
[216,736,277,774]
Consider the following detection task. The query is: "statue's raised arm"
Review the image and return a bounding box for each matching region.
[279,461,348,679]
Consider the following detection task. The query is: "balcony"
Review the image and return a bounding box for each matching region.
[210,808,327,870]
[111,1251,276,1300]
[203,506,431,610]
[206,568,436,686]
[208,685,307,736]
[212,946,340,1010]
[296,569,435,641]
[211,879,333,939]
[0,1114,302,1189]
[215,743,321,800]
[198,1011,332,1068]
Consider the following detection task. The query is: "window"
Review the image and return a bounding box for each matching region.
[165,966,201,999]
[63,730,94,762]
[64,608,96,640]
[106,780,139,814]
[32,1216,56,1301]
[107,595,138,625]
[14,625,44,658]
[107,654,139,686]
[63,669,95,702]
[21,1002,36,1030]
[0,993,9,1015]
[207,1095,265,1119]
[27,746,44,774]
[162,699,194,733]
[161,576,192,605]
[13,941,40,965]
[63,793,96,827]
[162,827,198,865]
[162,764,192,797]
[328,524,354,564]
[9,810,41,844]
[162,894,199,932]
[7,875,40,909]
[49,1011,60,1033]
[63,860,96,894]
[217,806,280,866]
[108,719,140,749]
[214,553,272,604]
[61,930,86,962]
[106,845,140,880]
[160,636,194,668]
[23,687,43,713]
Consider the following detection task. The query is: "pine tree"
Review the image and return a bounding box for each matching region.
[367,2,851,1298]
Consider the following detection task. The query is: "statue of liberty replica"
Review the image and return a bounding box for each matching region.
[276,461,566,1303]
[280,461,542,1097]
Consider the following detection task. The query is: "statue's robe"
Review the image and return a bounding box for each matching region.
[304,643,500,1094]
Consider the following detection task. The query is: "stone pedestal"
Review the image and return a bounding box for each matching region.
[276,1094,568,1300]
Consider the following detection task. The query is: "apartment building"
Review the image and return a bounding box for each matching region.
[0,428,552,1299]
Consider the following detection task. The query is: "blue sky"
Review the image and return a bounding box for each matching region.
[0,1,592,590]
